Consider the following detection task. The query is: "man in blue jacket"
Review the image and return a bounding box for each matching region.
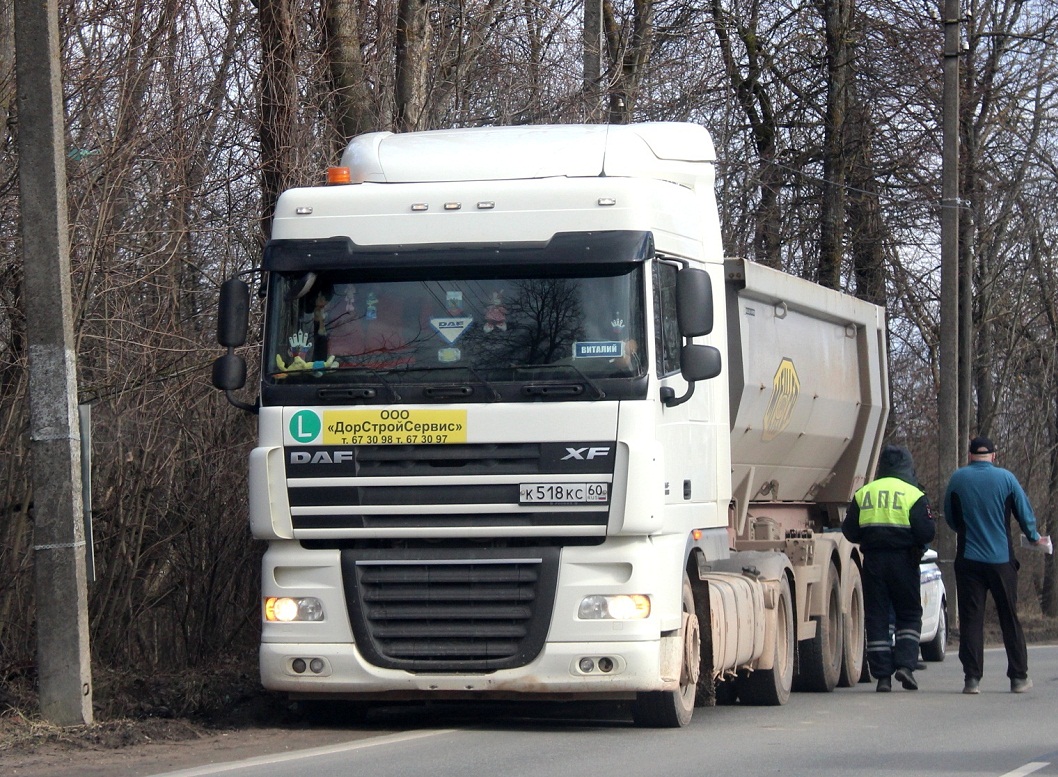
[843,445,936,692]
[944,436,1047,694]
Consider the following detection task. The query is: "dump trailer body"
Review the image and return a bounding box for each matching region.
[725,258,888,528]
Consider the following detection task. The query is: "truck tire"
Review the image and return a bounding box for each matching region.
[837,564,865,688]
[920,600,947,662]
[793,560,843,692]
[737,574,793,706]
[632,575,698,727]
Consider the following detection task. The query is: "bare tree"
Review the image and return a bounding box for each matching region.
[395,0,431,131]
[709,0,785,268]
[0,0,12,147]
[815,0,853,290]
[324,0,378,144]
[4,0,1058,684]
[602,0,653,124]
[259,0,299,239]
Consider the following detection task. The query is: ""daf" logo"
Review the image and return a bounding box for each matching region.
[290,451,355,464]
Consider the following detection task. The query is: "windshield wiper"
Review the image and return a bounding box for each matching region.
[394,365,502,401]
[309,367,402,402]
[512,363,606,399]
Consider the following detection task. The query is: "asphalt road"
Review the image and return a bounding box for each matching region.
[134,644,1058,777]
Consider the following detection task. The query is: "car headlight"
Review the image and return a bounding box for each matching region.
[578,594,651,620]
[263,596,324,622]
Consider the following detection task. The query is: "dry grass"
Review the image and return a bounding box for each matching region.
[0,656,291,754]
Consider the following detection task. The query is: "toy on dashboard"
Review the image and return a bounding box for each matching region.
[275,330,336,373]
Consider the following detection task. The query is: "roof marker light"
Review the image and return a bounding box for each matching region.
[295,207,313,215]
[598,197,617,206]
[411,203,429,212]
[444,202,462,210]
[477,201,495,210]
[327,167,352,185]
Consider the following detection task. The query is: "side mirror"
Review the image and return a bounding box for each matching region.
[213,277,257,413]
[676,268,713,336]
[217,278,250,348]
[662,345,722,408]
[681,344,722,382]
[212,353,247,391]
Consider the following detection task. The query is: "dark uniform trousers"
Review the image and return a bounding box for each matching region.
[862,549,922,678]
[954,557,1028,681]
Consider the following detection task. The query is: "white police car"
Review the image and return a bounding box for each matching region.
[919,548,947,661]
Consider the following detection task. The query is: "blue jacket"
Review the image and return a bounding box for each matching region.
[943,461,1040,564]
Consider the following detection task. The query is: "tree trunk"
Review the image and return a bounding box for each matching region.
[602,0,653,125]
[395,0,430,132]
[844,45,885,308]
[324,0,376,144]
[710,0,781,268]
[816,0,853,290]
[259,0,299,241]
[0,0,13,148]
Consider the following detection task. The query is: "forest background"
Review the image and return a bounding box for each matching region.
[1,0,1057,716]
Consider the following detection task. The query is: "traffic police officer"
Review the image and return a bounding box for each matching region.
[843,445,936,692]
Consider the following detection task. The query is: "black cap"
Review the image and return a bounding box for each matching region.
[969,436,995,454]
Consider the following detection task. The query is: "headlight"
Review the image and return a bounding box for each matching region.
[264,596,324,622]
[578,594,651,620]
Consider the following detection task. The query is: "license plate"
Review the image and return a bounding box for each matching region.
[519,483,608,504]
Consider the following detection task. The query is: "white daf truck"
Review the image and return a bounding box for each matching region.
[212,123,889,727]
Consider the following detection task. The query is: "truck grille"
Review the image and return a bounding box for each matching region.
[287,442,614,533]
[341,548,559,672]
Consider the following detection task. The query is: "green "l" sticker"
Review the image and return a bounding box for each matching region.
[289,410,321,443]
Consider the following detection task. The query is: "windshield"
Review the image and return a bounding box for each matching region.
[262,262,647,403]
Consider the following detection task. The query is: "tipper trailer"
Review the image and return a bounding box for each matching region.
[213,123,889,727]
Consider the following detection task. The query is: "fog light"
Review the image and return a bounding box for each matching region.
[292,658,306,673]
[578,594,651,620]
[309,658,325,674]
[579,657,595,673]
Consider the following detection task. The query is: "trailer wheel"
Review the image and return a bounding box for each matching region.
[794,560,843,692]
[920,600,947,662]
[837,564,865,688]
[632,575,698,728]
[737,574,793,706]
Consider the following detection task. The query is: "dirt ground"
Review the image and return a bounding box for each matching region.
[0,659,401,777]
[3,618,1056,777]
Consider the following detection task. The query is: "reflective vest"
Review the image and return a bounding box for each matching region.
[854,476,924,529]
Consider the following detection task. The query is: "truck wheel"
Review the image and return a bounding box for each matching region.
[838,564,865,688]
[632,575,698,727]
[737,574,793,706]
[920,600,947,662]
[794,560,843,692]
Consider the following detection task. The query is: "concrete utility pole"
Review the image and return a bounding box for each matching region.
[14,0,94,725]
[937,0,962,604]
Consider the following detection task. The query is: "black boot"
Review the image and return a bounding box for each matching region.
[895,667,918,690]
